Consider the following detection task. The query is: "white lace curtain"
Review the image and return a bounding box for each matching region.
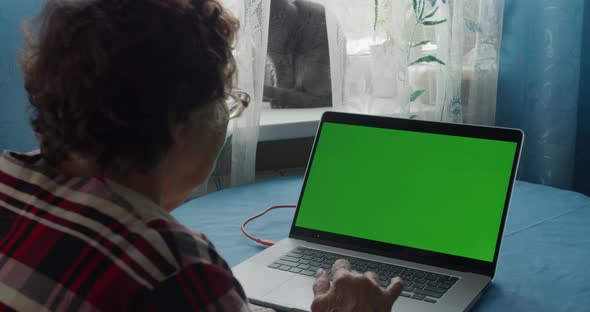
[191,0,270,197]
[323,0,504,125]
[193,0,504,196]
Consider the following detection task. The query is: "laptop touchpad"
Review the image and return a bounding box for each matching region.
[263,275,315,311]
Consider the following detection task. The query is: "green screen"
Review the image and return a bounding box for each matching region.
[295,122,517,262]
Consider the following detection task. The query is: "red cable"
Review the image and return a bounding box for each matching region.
[241,205,296,246]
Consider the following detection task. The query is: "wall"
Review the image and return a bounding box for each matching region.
[0,1,41,152]
[574,3,589,195]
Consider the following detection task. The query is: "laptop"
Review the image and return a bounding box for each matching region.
[233,112,523,312]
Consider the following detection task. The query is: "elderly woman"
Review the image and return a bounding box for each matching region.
[0,0,402,311]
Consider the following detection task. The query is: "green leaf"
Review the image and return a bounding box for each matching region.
[412,0,418,14]
[410,90,426,102]
[421,19,447,26]
[411,40,431,48]
[421,7,439,21]
[419,0,426,20]
[409,55,446,66]
[374,0,379,31]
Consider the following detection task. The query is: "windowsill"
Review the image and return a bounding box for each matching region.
[258,101,438,141]
[258,104,330,141]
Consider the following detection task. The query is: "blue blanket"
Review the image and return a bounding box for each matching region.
[173,177,590,311]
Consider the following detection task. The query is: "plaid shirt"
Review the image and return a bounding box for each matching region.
[0,151,249,311]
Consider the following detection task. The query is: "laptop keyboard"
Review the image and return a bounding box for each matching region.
[268,247,459,304]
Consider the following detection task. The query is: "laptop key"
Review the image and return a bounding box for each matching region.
[278,265,291,271]
[298,264,310,270]
[286,252,303,258]
[415,278,427,284]
[412,294,425,300]
[424,298,437,303]
[414,283,425,289]
[299,259,311,265]
[439,283,452,290]
[281,256,300,263]
[378,269,390,275]
[400,292,412,298]
[436,287,448,294]
[424,286,445,294]
[414,289,443,298]
[268,263,280,269]
[289,268,302,273]
[414,272,426,278]
[300,270,316,276]
[274,260,296,267]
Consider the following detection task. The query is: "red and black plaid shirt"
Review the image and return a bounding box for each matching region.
[0,151,249,311]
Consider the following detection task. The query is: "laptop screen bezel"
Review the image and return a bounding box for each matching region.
[288,112,523,278]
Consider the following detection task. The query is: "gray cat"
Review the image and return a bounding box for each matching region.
[264,0,332,108]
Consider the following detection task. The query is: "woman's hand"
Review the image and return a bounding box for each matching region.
[311,259,403,312]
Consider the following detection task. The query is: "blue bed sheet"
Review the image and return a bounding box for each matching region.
[172,177,590,311]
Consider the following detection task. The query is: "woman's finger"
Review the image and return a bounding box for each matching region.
[332,259,351,281]
[364,271,380,286]
[385,277,403,299]
[313,268,331,297]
